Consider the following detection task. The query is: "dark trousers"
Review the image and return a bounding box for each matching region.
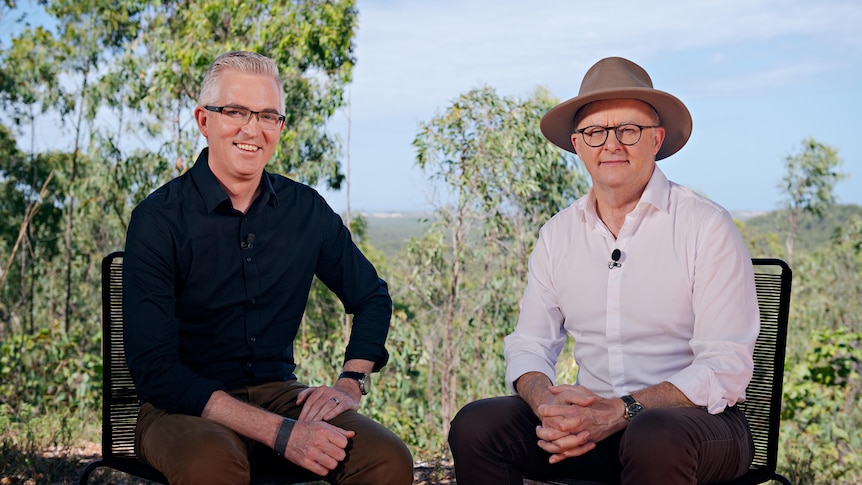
[135,380,413,485]
[448,396,753,485]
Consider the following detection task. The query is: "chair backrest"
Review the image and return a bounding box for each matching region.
[101,250,140,460]
[739,258,792,474]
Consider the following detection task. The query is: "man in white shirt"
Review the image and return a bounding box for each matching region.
[448,57,759,485]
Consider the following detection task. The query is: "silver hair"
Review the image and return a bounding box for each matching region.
[198,51,284,112]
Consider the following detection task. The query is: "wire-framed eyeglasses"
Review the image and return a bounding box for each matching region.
[204,105,286,130]
[574,124,659,147]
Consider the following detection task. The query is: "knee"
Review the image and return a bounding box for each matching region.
[449,398,516,457]
[372,431,414,482]
[448,399,487,452]
[169,432,250,485]
[621,408,694,465]
[342,421,413,485]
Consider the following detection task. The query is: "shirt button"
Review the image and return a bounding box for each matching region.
[246,256,252,263]
[249,298,257,305]
[249,336,257,343]
[244,362,252,369]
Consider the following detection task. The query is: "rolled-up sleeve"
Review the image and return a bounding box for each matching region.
[666,211,759,413]
[504,229,567,393]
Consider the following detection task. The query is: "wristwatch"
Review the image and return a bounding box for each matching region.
[621,394,644,421]
[338,371,370,395]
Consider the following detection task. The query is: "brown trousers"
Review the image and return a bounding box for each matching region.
[135,380,413,485]
[448,395,753,485]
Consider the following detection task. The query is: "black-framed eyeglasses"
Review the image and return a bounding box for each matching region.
[204,105,285,130]
[574,124,659,148]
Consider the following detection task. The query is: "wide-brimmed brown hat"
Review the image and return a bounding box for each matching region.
[540,57,692,160]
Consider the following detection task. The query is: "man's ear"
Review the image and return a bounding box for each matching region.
[570,133,579,155]
[194,106,209,138]
[652,126,666,157]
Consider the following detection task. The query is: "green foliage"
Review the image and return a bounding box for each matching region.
[781,329,862,485]
[779,137,846,262]
[0,4,860,482]
[401,85,589,454]
[741,204,862,255]
[0,402,100,483]
[1,328,101,411]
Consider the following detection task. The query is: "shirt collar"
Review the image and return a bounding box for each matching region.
[639,165,671,214]
[579,165,672,224]
[189,147,279,213]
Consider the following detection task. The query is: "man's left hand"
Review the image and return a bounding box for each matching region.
[535,384,625,462]
[296,385,358,421]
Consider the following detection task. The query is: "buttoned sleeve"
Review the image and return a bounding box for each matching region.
[124,199,227,416]
[313,202,392,371]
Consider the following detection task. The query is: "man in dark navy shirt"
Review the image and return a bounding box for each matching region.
[123,51,412,485]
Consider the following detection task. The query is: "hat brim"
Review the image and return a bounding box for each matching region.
[540,87,692,161]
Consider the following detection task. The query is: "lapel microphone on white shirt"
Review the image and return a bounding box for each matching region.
[608,248,622,269]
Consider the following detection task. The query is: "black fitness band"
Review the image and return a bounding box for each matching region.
[272,417,296,457]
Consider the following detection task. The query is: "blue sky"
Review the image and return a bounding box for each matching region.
[4,0,861,215]
[320,0,862,214]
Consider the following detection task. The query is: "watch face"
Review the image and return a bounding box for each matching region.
[627,402,644,419]
[359,373,370,395]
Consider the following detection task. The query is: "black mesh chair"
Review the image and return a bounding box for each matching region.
[79,251,321,484]
[537,258,793,485]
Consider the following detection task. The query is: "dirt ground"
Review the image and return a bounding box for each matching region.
[2,444,561,484]
[1,443,459,485]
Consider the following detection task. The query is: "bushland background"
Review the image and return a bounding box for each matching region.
[1,1,860,484]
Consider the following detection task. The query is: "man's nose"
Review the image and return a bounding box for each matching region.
[604,129,623,149]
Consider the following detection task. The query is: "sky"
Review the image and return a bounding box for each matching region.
[319,0,862,214]
[3,0,861,215]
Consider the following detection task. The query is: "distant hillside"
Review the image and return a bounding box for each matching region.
[358,212,432,255]
[355,204,862,257]
[740,203,862,253]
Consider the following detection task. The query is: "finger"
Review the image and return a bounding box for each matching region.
[540,413,587,435]
[296,386,317,405]
[537,401,592,420]
[535,425,569,442]
[329,427,355,446]
[323,397,346,421]
[300,401,329,422]
[548,441,597,463]
[539,431,590,456]
[547,390,596,407]
[298,388,337,421]
[313,449,341,472]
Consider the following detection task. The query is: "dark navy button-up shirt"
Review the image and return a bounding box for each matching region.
[123,148,392,416]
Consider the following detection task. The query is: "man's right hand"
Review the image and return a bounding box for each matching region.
[282,420,355,476]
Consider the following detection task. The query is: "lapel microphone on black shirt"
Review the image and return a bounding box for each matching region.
[241,233,255,250]
[608,248,622,269]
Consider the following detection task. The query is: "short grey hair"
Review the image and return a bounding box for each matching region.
[199,51,284,112]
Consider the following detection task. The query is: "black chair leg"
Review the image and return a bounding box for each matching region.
[79,460,103,485]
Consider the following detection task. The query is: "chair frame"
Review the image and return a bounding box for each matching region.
[81,254,792,485]
[540,258,793,485]
[79,251,315,484]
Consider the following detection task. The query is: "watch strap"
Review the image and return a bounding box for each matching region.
[338,371,368,395]
[621,394,644,420]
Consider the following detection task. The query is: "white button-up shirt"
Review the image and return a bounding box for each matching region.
[504,167,759,414]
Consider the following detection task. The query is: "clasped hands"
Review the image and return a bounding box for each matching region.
[280,383,360,476]
[535,384,625,464]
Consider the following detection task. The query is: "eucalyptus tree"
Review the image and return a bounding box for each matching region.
[408,85,588,445]
[119,0,357,187]
[0,22,67,335]
[1,0,358,336]
[779,137,846,264]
